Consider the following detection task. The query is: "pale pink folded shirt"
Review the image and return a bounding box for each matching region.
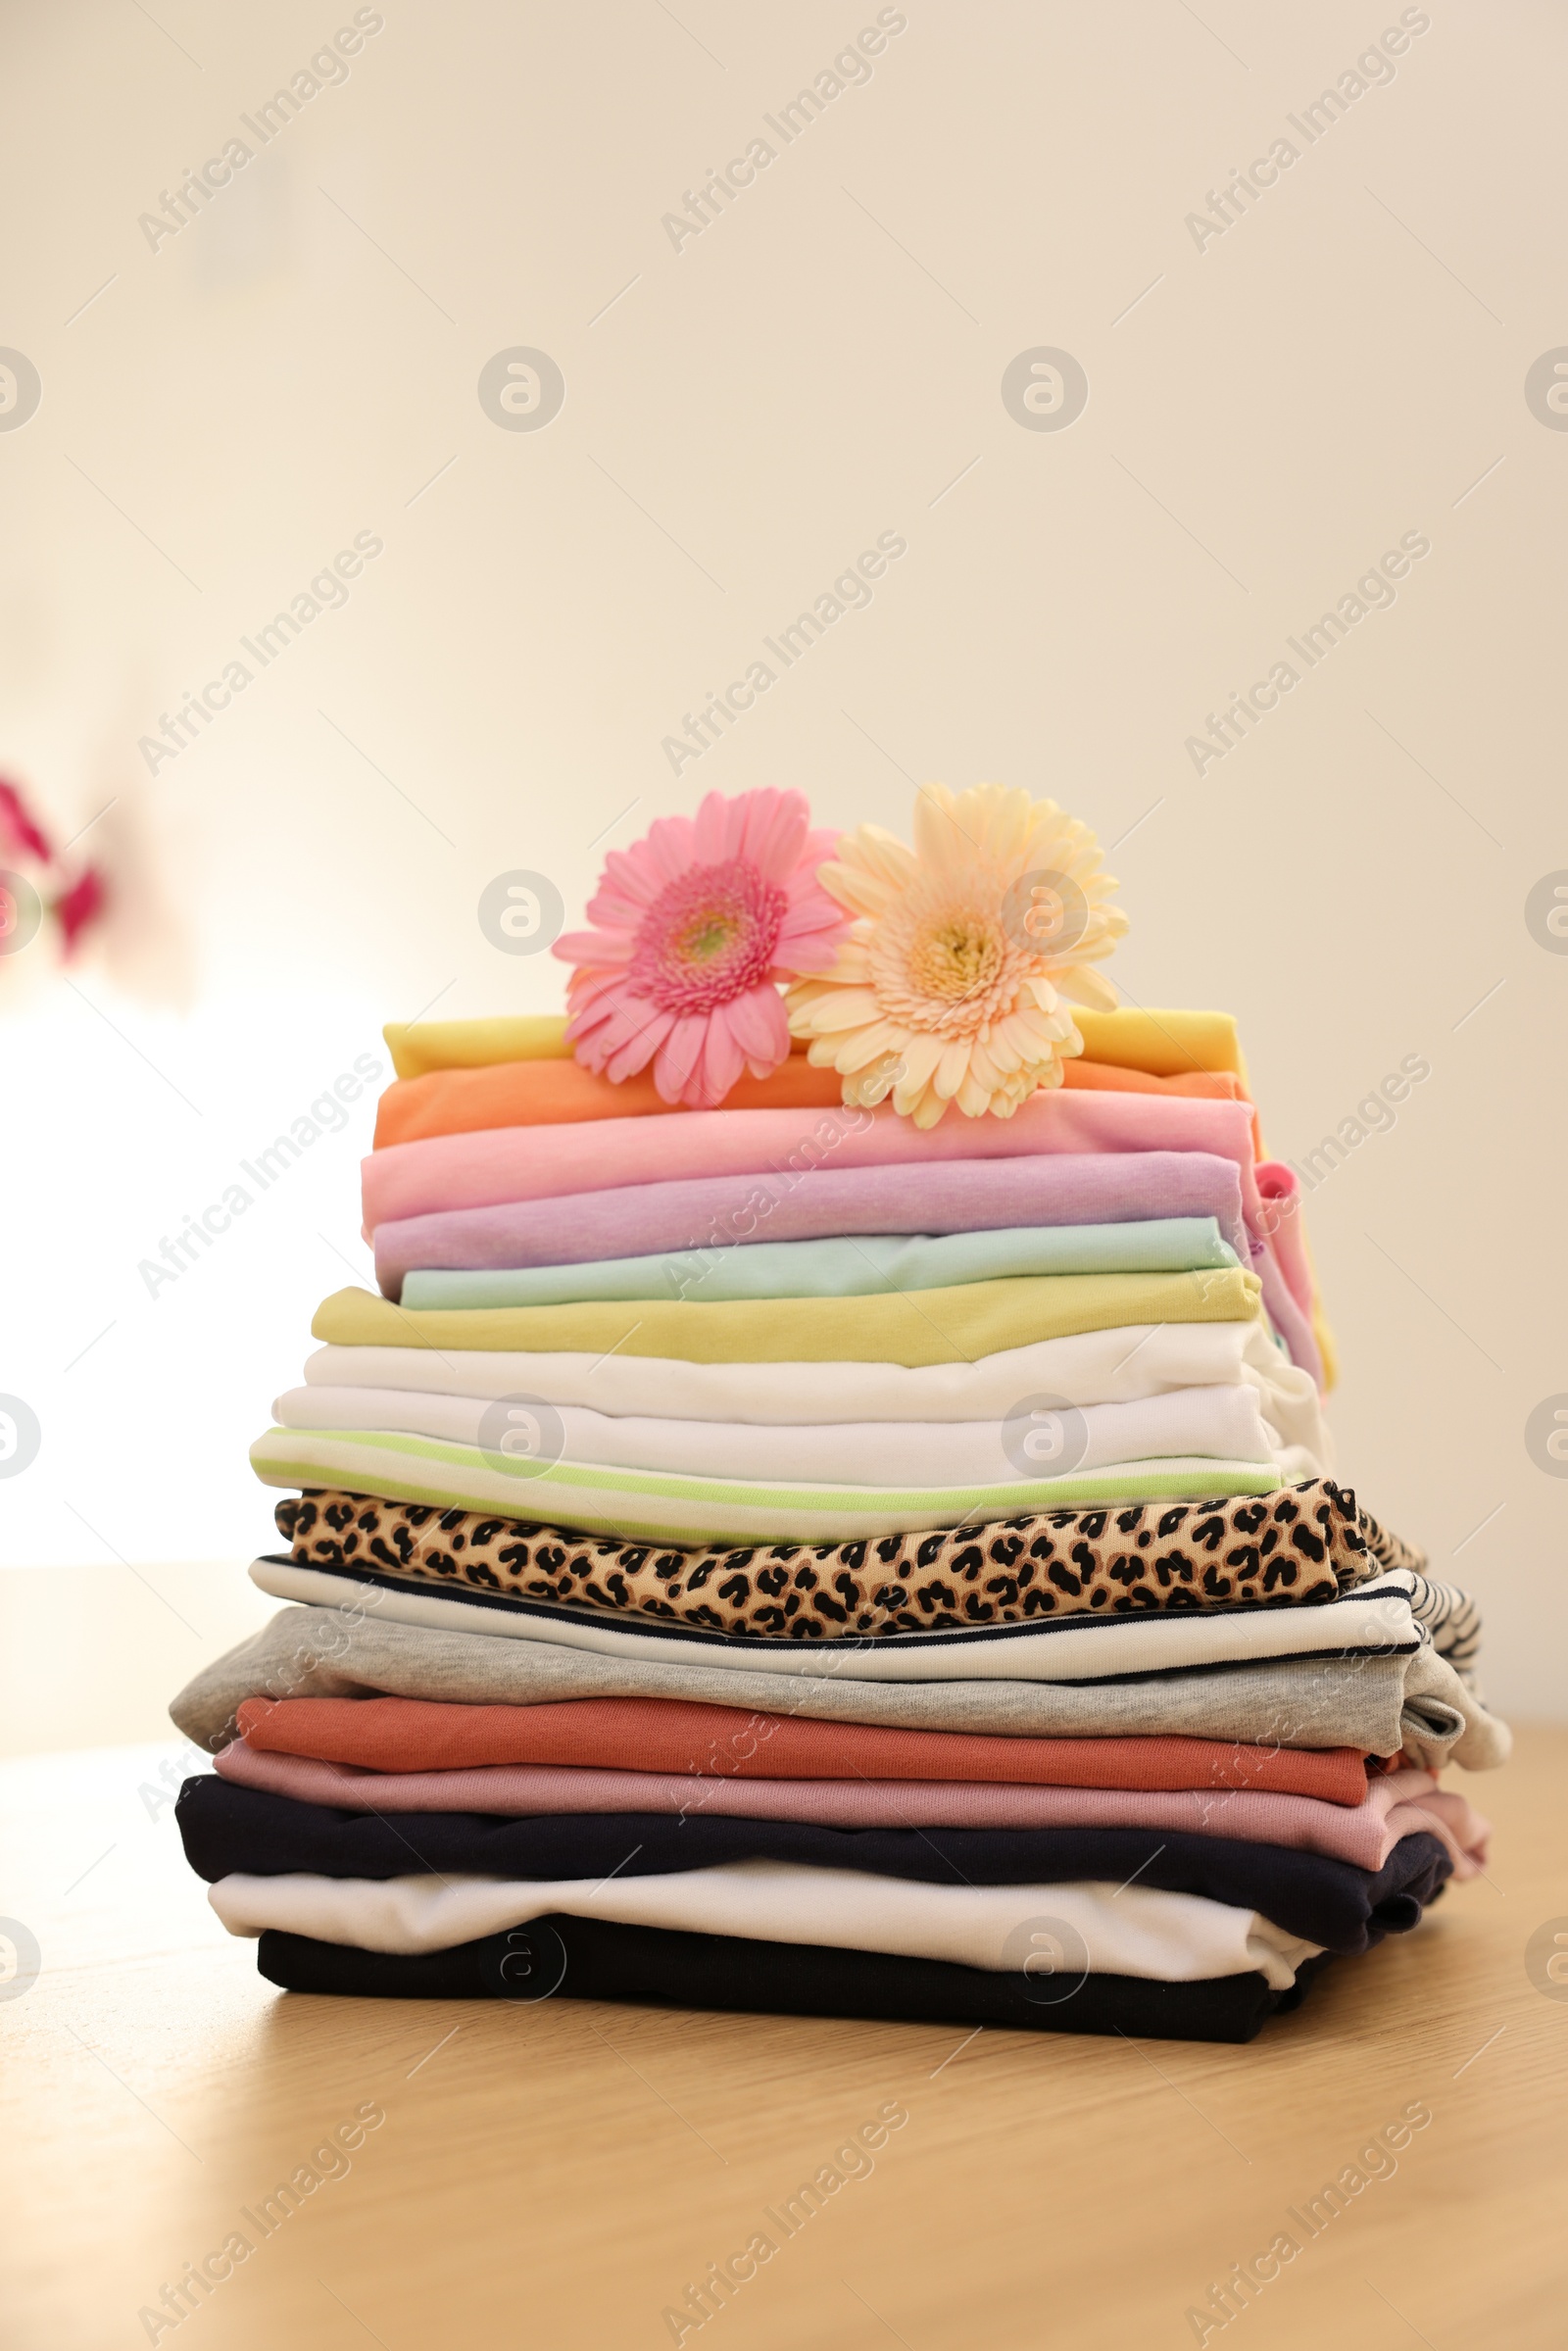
[214,1743,1487,1878]
[361,1094,1323,1385]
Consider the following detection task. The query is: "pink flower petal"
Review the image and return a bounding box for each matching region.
[553,928,634,966]
[722,981,789,1064]
[641,812,697,886]
[695,1005,750,1101]
[692,791,732,865]
[741,789,808,881]
[654,1012,710,1104]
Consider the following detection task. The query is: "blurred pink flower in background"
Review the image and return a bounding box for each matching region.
[0,773,110,966]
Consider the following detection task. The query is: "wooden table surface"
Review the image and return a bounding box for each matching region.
[3,1728,1565,2350]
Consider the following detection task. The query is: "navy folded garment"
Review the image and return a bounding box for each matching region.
[178,1778,1450,1957]
[256,1918,1333,2041]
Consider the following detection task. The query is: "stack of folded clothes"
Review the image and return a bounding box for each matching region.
[172,785,1508,2040]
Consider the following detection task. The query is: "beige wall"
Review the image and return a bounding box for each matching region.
[1,0,1563,1726]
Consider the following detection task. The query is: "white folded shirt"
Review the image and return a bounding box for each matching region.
[272,1381,1288,1483]
[209,1858,1319,1987]
[248,1557,1426,1686]
[302,1319,1332,1466]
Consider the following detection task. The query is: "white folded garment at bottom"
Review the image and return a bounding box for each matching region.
[271,1381,1288,1483]
[303,1319,1332,1463]
[209,1860,1319,1987]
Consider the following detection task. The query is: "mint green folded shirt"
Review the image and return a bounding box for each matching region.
[400,1218,1240,1311]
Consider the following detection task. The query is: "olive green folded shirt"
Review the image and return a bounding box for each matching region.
[313,1267,1262,1368]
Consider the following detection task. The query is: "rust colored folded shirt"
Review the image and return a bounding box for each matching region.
[233,1691,1370,1802]
[373,1054,1253,1151]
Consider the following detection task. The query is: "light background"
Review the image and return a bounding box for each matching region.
[1,0,1563,1730]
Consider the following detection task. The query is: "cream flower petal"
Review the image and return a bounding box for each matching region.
[798,987,884,1034]
[833,1018,906,1071]
[1058,964,1120,1011]
[935,1037,973,1099]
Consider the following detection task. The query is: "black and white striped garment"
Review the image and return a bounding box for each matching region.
[1404,1578,1484,1684]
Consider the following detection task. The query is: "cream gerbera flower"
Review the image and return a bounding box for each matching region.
[785,783,1128,1127]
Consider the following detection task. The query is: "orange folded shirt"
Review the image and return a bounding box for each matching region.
[235,1694,1368,1803]
[373,1053,1256,1150]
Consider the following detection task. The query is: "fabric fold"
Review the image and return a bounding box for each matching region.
[180,1778,1460,1946]
[164,1604,1489,1769]
[374,1054,1251,1151]
[380,1005,1249,1084]
[206,1747,1484,1876]
[208,1857,1322,1985]
[398,1216,1242,1310]
[229,1690,1371,1796]
[373,1151,1254,1287]
[270,1381,1287,1487]
[314,1268,1264,1367]
[250,1427,1289,1542]
[255,1923,1317,2039]
[270,1477,1401,1630]
[301,1324,1332,1462]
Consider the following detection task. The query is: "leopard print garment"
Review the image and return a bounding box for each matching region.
[274,1481,1426,1642]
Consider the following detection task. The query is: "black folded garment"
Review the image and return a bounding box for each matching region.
[179,1778,1450,1957]
[257,1916,1335,2041]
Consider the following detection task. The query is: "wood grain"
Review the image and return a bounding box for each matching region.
[2,1729,1564,2350]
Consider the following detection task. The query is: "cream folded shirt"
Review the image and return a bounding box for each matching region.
[271,1381,1289,1485]
[300,1317,1332,1465]
[209,1859,1318,1986]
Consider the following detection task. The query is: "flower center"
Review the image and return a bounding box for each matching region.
[628,857,787,1015]
[908,914,1004,1001]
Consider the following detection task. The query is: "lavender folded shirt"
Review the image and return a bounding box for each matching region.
[374,1151,1251,1294]
[213,1742,1488,1877]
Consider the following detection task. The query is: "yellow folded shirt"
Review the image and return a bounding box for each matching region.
[314,1268,1262,1368]
[383,1015,572,1079]
[385,1006,1246,1085]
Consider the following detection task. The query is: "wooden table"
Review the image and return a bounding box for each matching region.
[3,1730,1564,2350]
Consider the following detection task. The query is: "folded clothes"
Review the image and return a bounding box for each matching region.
[399,1217,1243,1310]
[318,1267,1265,1370]
[205,1750,1486,1878]
[257,1921,1318,2039]
[179,1777,1457,1949]
[303,1323,1330,1462]
[374,1053,844,1149]
[381,1006,1250,1085]
[374,1055,1252,1151]
[271,1478,1401,1635]
[208,1857,1321,1985]
[246,1560,1499,1735]
[253,1429,1288,1543]
[363,1093,1268,1235]
[357,1096,1327,1386]
[231,1690,1370,1796]
[166,1605,1490,1768]
[271,1381,1287,1489]
[376,1151,1253,1286]
[385,1013,576,1079]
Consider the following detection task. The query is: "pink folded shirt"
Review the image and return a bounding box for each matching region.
[363,1093,1267,1230]
[214,1743,1486,1876]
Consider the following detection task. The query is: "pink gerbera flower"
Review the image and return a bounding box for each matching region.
[553,788,850,1108]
